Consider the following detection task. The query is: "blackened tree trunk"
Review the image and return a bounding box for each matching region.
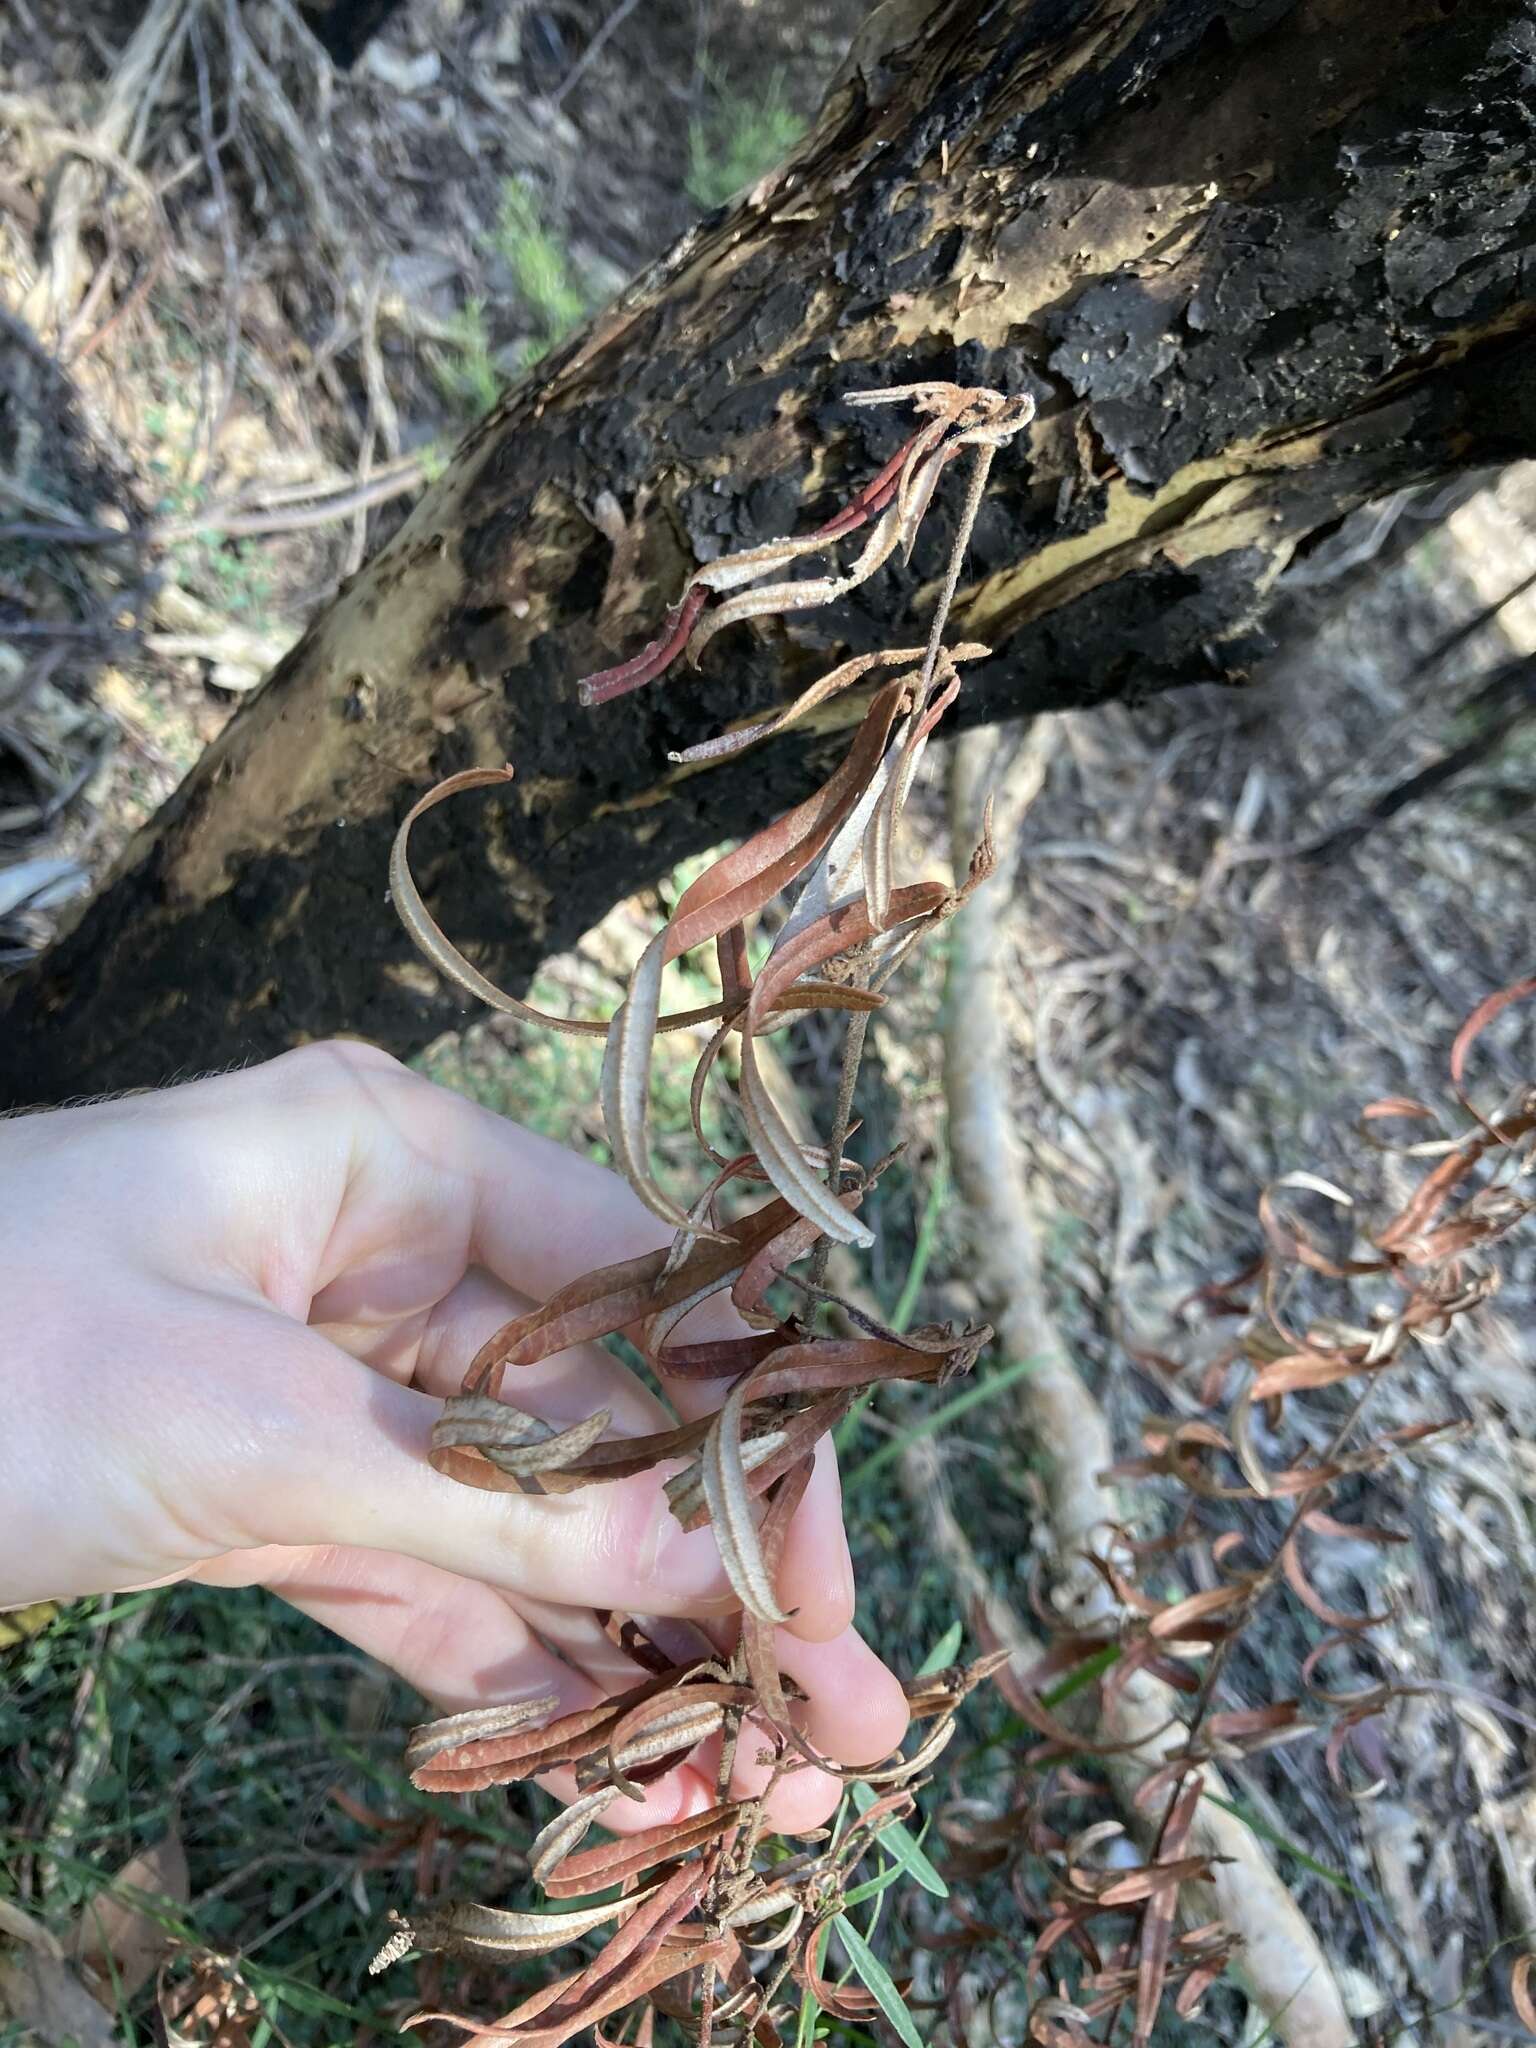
[5,0,1535,1106]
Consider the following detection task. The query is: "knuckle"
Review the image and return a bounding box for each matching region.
[269,1038,407,1091]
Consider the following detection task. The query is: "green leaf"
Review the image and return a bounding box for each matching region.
[969,1645,1125,1763]
[835,1157,949,1455]
[834,1914,923,2048]
[889,1153,948,1334]
[1042,1643,1121,1708]
[843,1354,1041,1493]
[849,1781,947,1898]
[914,1621,964,1678]
[840,1858,908,1910]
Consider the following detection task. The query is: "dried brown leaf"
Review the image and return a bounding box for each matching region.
[69,1827,189,2001]
[403,1891,654,1961]
[544,1804,743,1899]
[429,1398,613,1492]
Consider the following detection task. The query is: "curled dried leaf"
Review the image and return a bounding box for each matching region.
[403,1891,656,1960]
[684,501,903,670]
[578,584,709,707]
[391,768,721,1039]
[405,1695,559,1773]
[529,1787,621,1887]
[429,1398,613,1492]
[702,1366,792,1625]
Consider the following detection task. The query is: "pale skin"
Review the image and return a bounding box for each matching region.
[0,1041,909,1834]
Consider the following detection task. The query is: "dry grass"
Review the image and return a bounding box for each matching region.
[0,0,855,970]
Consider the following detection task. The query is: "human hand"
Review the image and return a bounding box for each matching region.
[0,1043,907,1830]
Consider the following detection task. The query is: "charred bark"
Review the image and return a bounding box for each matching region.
[5,0,1535,1105]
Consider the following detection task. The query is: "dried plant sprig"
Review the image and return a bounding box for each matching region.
[576,385,1032,707]
[380,383,1033,2045]
[937,980,1536,2045]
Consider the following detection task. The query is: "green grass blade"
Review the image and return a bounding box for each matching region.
[849,1781,947,1898]
[832,1383,877,1455]
[834,1915,923,2048]
[914,1620,964,1678]
[835,1157,949,1455]
[1043,1643,1121,1708]
[969,1644,1124,1761]
[889,1153,948,1334]
[1202,1792,1366,1898]
[843,1354,1040,1494]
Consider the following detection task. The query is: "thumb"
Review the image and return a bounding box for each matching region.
[193,1303,737,1619]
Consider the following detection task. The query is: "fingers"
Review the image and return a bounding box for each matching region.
[205,1545,907,1841]
[209,1050,856,1646]
[211,1545,720,1833]
[775,1437,855,1644]
[725,1624,913,1834]
[190,1300,734,1618]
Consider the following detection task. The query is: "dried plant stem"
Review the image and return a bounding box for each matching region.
[375,386,1043,2046]
[919,443,995,698]
[942,725,1356,2048]
[810,443,997,1293]
[809,994,871,1294]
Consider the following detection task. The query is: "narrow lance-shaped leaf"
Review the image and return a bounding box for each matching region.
[742,1457,816,1727]
[602,927,687,1230]
[529,1786,620,1887]
[848,1780,948,1900]
[429,1398,613,1493]
[738,887,950,1244]
[543,1804,743,1900]
[407,1666,700,1791]
[701,1358,794,1624]
[404,1694,559,1772]
[667,647,928,768]
[401,1889,657,1960]
[390,767,721,1037]
[833,1914,923,2048]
